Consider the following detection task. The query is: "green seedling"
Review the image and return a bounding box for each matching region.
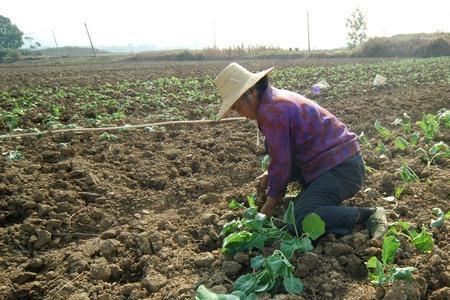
[430,208,449,228]
[220,201,324,255]
[410,131,420,146]
[418,113,439,142]
[375,142,386,155]
[229,199,245,210]
[99,132,118,142]
[394,185,405,199]
[5,150,23,161]
[51,104,62,117]
[374,120,392,141]
[0,107,25,130]
[394,137,410,151]
[195,284,251,300]
[358,131,370,147]
[219,199,325,297]
[144,125,166,132]
[397,162,419,183]
[387,221,434,253]
[365,165,376,174]
[43,114,62,129]
[416,142,450,167]
[392,113,412,134]
[111,111,126,121]
[366,235,416,285]
[233,249,304,295]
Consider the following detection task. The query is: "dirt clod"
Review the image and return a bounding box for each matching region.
[141,271,167,293]
[233,252,249,264]
[34,229,52,249]
[221,261,242,276]
[194,252,215,268]
[89,263,111,281]
[325,242,352,256]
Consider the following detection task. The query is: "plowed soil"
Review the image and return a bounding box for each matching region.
[0,59,449,300]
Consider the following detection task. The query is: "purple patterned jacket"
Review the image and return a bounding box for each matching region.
[257,86,360,198]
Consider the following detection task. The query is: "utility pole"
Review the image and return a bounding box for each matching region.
[52,29,59,48]
[84,22,96,57]
[307,11,311,52]
[212,20,217,48]
[52,29,61,57]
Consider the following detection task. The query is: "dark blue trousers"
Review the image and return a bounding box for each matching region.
[292,153,365,236]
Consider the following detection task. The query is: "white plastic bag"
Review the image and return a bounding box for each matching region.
[373,74,387,87]
[311,80,330,94]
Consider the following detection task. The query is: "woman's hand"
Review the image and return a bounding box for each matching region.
[255,171,269,191]
[255,171,269,208]
[260,196,282,217]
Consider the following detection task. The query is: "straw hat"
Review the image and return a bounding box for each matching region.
[214,62,274,120]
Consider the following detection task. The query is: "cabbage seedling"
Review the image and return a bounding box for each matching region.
[394,137,410,151]
[387,221,435,253]
[374,120,392,141]
[430,208,449,228]
[418,114,439,142]
[392,113,411,134]
[99,132,118,141]
[366,235,416,285]
[396,162,419,182]
[5,150,23,161]
[415,142,450,167]
[410,131,420,146]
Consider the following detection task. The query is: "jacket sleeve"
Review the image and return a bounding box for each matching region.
[261,112,293,198]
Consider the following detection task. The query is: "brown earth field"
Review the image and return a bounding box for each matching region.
[0,59,449,300]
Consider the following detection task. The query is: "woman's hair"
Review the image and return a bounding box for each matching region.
[250,75,269,100]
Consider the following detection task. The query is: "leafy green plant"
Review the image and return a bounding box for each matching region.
[110,111,126,121]
[365,165,376,174]
[43,114,62,128]
[233,250,303,295]
[366,235,416,285]
[374,120,392,141]
[358,131,370,147]
[418,113,439,141]
[5,150,23,161]
[410,131,420,146]
[387,221,435,253]
[218,200,325,297]
[394,137,410,151]
[396,162,419,182]
[229,212,324,296]
[195,285,247,300]
[392,113,412,134]
[144,125,166,132]
[394,185,405,199]
[0,107,25,130]
[99,132,118,142]
[430,208,449,228]
[375,142,386,155]
[229,199,245,210]
[415,142,450,167]
[220,201,324,256]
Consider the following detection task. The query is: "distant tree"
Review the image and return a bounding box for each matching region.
[0,15,24,49]
[24,36,41,49]
[345,8,367,49]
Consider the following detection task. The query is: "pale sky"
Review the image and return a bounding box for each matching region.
[1,0,449,50]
